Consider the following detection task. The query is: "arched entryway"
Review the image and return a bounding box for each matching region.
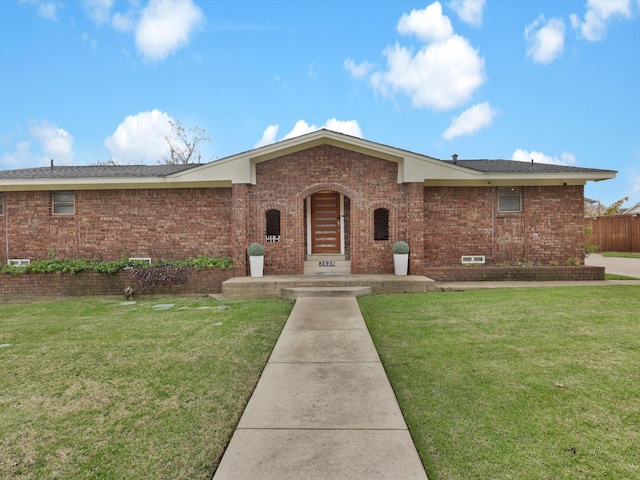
[304,190,351,274]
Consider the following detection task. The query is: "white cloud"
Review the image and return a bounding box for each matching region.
[397,2,453,42]
[525,16,565,65]
[255,119,363,147]
[112,10,135,32]
[343,58,375,79]
[512,149,577,165]
[254,124,280,148]
[443,102,497,140]
[30,119,74,163]
[570,0,632,41]
[20,0,60,21]
[448,0,485,27]
[370,35,485,110]
[135,0,205,62]
[352,2,485,111]
[0,119,74,168]
[83,0,114,25]
[104,110,174,162]
[324,119,362,138]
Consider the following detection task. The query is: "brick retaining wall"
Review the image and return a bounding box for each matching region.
[0,268,234,299]
[425,266,605,282]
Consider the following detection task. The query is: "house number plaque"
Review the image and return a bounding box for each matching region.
[319,261,335,267]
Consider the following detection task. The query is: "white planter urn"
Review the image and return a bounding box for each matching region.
[249,255,264,278]
[393,254,409,276]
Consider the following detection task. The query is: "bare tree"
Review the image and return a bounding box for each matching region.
[161,120,210,165]
[91,149,121,166]
[585,196,629,217]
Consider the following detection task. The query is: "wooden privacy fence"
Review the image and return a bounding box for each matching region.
[585,215,640,253]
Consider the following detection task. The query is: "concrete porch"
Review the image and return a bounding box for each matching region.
[221,274,437,300]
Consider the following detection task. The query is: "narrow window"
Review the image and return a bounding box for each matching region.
[265,209,280,242]
[374,208,389,241]
[53,191,75,215]
[498,187,522,212]
[0,192,3,215]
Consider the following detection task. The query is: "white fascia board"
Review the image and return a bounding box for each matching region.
[402,155,479,183]
[168,155,252,184]
[0,176,232,191]
[422,171,616,187]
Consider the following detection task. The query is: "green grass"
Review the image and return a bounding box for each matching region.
[0,296,292,479]
[606,273,640,280]
[359,287,640,480]
[601,251,640,258]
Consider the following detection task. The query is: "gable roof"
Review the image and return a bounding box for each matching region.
[0,129,616,191]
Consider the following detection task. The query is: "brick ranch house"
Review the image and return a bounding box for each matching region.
[0,129,615,281]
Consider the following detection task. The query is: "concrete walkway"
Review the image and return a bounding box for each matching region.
[213,296,428,480]
[586,253,640,278]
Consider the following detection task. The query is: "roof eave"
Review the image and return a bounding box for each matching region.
[422,171,617,187]
[0,176,232,191]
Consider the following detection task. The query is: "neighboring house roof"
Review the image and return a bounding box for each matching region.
[0,129,616,191]
[623,202,640,215]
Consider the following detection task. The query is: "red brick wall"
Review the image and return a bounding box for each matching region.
[248,145,412,275]
[1,188,233,263]
[424,185,585,267]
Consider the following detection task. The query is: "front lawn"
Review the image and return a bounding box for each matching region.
[360,286,640,480]
[0,297,291,479]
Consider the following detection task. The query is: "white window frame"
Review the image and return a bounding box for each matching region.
[498,187,522,213]
[52,191,75,215]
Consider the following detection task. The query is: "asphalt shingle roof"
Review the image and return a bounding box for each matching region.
[0,164,198,180]
[0,158,615,181]
[450,159,615,175]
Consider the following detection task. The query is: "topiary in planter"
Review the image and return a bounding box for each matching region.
[393,241,410,255]
[247,243,265,256]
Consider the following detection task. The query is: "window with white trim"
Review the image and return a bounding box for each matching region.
[52,191,75,215]
[374,208,389,241]
[498,187,522,212]
[265,209,280,242]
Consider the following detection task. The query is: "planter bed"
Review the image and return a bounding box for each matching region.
[0,268,234,299]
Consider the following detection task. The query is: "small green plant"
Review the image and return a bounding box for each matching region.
[0,255,232,275]
[247,243,265,256]
[564,256,581,266]
[393,241,410,255]
[584,226,599,257]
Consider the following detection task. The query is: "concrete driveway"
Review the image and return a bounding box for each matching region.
[585,253,640,279]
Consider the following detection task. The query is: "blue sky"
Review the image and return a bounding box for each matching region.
[1,0,639,206]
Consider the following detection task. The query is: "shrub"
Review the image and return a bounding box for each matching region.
[247,243,265,256]
[0,255,232,275]
[393,241,410,255]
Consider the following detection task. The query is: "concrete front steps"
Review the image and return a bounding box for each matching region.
[281,286,372,300]
[221,274,437,300]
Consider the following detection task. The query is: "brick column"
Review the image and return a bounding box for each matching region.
[407,182,425,275]
[231,183,249,277]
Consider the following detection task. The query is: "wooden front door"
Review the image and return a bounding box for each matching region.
[311,192,341,254]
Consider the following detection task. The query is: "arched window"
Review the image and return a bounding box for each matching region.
[374,208,389,241]
[265,209,281,242]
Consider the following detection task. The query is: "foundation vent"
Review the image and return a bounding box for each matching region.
[8,259,31,267]
[461,255,485,265]
[128,257,152,265]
